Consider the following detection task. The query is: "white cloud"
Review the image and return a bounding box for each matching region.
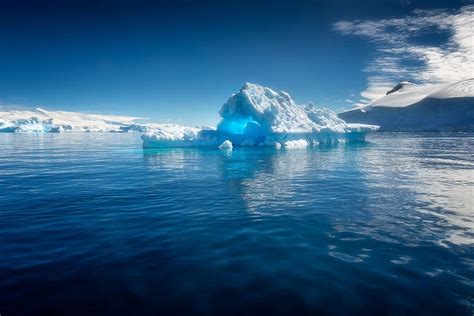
[334,5,474,107]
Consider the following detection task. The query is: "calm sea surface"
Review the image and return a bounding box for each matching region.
[0,133,473,315]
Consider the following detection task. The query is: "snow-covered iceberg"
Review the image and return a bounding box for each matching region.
[142,83,378,148]
[0,107,151,133]
[339,78,474,131]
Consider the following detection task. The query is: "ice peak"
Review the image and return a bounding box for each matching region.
[239,82,294,105]
[241,82,258,90]
[241,82,266,90]
[219,83,301,133]
[240,82,278,100]
[386,81,415,95]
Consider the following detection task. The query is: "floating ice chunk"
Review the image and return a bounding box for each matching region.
[142,83,378,148]
[218,140,233,150]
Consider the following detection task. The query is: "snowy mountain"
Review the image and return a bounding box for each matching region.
[142,83,378,148]
[0,107,151,133]
[339,79,474,131]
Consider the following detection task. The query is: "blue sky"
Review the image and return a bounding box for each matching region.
[0,0,470,125]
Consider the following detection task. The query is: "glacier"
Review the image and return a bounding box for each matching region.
[142,83,378,148]
[0,107,152,133]
[339,78,474,131]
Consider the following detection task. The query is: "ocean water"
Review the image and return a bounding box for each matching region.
[0,133,473,315]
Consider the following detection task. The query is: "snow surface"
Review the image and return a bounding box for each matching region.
[350,78,474,110]
[366,83,446,108]
[428,79,474,99]
[339,78,474,131]
[0,107,151,133]
[142,83,378,148]
[141,125,218,147]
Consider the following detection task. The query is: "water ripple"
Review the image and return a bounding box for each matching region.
[0,132,473,315]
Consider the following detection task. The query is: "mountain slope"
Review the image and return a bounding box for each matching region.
[339,79,474,131]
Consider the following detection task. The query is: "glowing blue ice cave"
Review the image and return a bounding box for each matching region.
[217,116,261,135]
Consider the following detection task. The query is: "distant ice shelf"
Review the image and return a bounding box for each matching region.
[0,108,152,133]
[142,83,378,148]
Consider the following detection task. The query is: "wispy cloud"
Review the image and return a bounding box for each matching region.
[334,5,474,107]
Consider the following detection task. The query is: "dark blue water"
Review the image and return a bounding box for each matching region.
[0,133,473,315]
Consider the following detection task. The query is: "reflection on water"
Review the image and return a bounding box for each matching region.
[0,132,473,315]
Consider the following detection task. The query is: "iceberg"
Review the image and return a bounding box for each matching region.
[339,78,474,131]
[142,83,378,148]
